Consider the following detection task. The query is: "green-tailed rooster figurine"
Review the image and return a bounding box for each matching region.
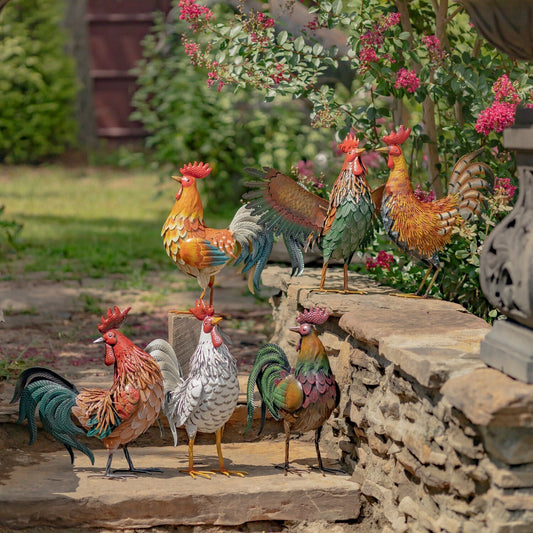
[246,307,340,475]
[245,133,380,292]
[10,306,164,478]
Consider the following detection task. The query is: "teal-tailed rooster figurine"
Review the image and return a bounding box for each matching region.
[245,134,380,292]
[246,307,340,475]
[10,306,165,478]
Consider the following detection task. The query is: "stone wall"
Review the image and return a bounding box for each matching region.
[262,265,533,533]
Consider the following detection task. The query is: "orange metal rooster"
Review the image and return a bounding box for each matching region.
[376,126,492,296]
[11,306,164,478]
[244,133,381,292]
[162,162,275,305]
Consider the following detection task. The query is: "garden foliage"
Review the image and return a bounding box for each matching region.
[131,5,332,214]
[0,0,77,163]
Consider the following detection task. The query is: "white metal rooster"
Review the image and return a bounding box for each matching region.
[147,299,246,479]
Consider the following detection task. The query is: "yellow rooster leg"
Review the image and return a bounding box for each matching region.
[213,427,247,477]
[390,266,432,299]
[319,261,329,290]
[422,267,441,298]
[180,435,215,479]
[208,276,215,307]
[316,263,366,294]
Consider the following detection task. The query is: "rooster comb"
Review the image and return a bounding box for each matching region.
[189,299,215,321]
[382,125,411,146]
[296,307,329,325]
[98,306,131,333]
[337,132,360,154]
[179,161,212,179]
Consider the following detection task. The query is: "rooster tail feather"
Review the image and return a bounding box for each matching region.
[13,368,94,465]
[145,338,183,445]
[283,233,305,277]
[230,204,275,293]
[245,343,291,435]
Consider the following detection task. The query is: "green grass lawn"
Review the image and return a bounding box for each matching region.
[0,165,228,281]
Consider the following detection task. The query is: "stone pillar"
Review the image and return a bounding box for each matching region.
[480,109,533,382]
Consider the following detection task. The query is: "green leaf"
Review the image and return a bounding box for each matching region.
[294,36,305,52]
[277,31,288,46]
[332,0,343,15]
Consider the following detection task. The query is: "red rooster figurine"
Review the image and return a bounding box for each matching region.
[11,306,164,478]
[376,126,492,296]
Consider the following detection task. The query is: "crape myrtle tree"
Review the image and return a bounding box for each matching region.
[176,0,533,196]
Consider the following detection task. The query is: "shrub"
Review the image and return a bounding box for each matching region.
[0,0,77,163]
[130,5,332,214]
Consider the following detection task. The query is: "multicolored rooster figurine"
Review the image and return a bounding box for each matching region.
[245,133,378,292]
[377,126,492,296]
[10,306,164,478]
[146,299,246,479]
[162,161,275,305]
[245,307,339,475]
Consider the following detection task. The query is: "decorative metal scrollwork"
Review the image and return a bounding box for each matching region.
[480,167,533,327]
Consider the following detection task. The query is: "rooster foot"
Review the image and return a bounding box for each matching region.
[113,467,162,475]
[214,468,248,478]
[389,292,425,299]
[313,288,367,295]
[310,465,346,476]
[88,472,137,480]
[180,468,217,479]
[275,464,311,476]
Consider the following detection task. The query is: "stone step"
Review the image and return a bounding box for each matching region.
[0,441,360,530]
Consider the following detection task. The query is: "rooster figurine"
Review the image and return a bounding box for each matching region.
[376,126,492,296]
[146,299,246,479]
[245,307,339,475]
[162,161,277,305]
[10,306,164,478]
[244,134,378,292]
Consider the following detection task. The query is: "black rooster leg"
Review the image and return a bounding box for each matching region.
[310,427,345,475]
[112,445,162,475]
[276,422,310,476]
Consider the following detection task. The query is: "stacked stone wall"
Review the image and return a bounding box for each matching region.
[263,266,533,532]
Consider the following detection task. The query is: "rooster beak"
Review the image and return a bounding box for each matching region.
[171,175,182,183]
[93,337,104,344]
[356,147,366,155]
[376,146,389,154]
[289,326,300,333]
[212,316,223,325]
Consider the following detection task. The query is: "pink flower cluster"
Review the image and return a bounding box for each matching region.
[422,35,445,63]
[494,177,517,200]
[366,250,395,271]
[394,68,420,93]
[179,0,214,31]
[270,63,289,84]
[476,75,521,136]
[359,12,401,71]
[256,12,274,29]
[297,160,315,178]
[414,184,436,203]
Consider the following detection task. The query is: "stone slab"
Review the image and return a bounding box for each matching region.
[378,331,487,388]
[442,368,533,427]
[0,441,359,530]
[481,320,533,384]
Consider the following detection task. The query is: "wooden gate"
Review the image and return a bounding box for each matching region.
[86,0,171,142]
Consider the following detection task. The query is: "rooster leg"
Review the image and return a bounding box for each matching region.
[180,434,216,479]
[111,445,162,475]
[213,427,247,477]
[208,276,215,307]
[319,262,329,290]
[275,420,309,476]
[88,451,134,479]
[310,426,345,475]
[422,267,441,298]
[415,266,433,296]
[391,266,433,299]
